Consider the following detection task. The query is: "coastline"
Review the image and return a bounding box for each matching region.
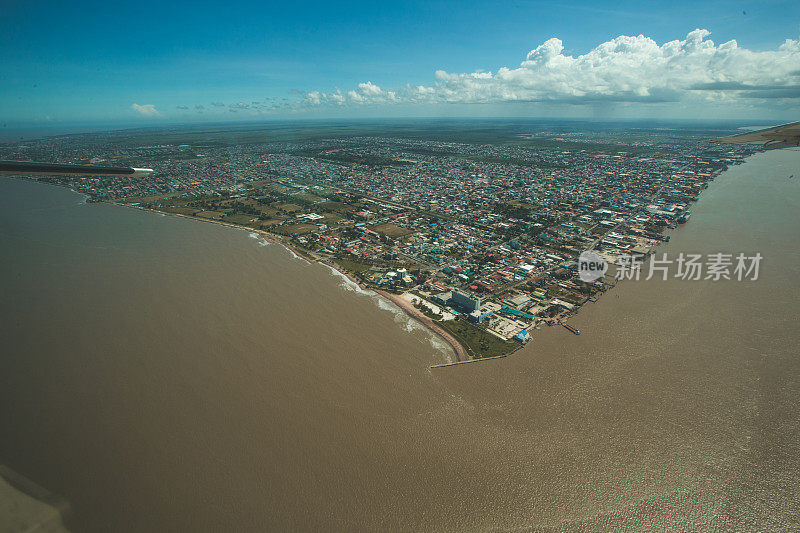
[116,202,319,262]
[13,155,743,367]
[112,201,470,363]
[374,290,469,362]
[101,170,723,365]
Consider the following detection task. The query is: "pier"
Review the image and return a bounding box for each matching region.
[430,353,508,368]
[561,323,581,335]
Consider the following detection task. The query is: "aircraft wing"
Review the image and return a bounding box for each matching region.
[709,121,800,149]
[0,160,153,177]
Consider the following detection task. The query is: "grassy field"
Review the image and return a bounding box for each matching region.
[194,210,224,220]
[439,319,517,358]
[273,203,304,213]
[320,212,343,223]
[333,257,375,275]
[257,206,280,217]
[161,206,197,215]
[225,214,261,225]
[373,223,412,238]
[317,201,354,214]
[259,220,283,228]
[292,192,326,203]
[272,223,319,235]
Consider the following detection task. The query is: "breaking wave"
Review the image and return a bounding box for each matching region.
[323,263,452,359]
[324,264,373,296]
[248,232,270,247]
[284,247,302,261]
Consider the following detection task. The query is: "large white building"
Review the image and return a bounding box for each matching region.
[450,290,481,313]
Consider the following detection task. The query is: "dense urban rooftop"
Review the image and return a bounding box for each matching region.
[1,122,755,357]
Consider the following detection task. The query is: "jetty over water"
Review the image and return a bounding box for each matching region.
[430,353,508,368]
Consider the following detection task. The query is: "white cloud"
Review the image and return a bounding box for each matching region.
[301,29,800,109]
[303,81,397,106]
[131,103,161,117]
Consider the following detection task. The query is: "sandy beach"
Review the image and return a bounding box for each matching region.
[375,289,469,362]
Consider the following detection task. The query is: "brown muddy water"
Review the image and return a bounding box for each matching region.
[1,149,798,531]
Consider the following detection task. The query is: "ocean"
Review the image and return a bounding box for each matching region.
[1,149,798,531]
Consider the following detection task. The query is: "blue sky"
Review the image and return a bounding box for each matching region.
[2,0,799,129]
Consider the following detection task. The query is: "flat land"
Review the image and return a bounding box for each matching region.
[439,319,517,358]
[373,223,412,238]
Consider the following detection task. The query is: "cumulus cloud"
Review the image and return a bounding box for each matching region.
[301,29,800,108]
[304,81,398,107]
[131,103,161,117]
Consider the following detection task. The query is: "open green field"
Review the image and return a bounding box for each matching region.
[317,200,355,214]
[438,319,517,358]
[319,212,342,223]
[225,214,261,225]
[257,206,280,217]
[160,206,197,215]
[194,210,224,220]
[273,203,304,213]
[333,257,375,275]
[292,192,326,203]
[272,223,319,235]
[373,223,412,238]
[260,219,283,228]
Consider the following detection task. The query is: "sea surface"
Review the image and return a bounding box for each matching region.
[1,149,799,531]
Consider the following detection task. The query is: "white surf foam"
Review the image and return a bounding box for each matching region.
[322,263,452,358]
[284,247,302,260]
[324,264,373,296]
[248,232,270,247]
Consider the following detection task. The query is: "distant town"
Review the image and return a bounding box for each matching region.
[1,122,756,360]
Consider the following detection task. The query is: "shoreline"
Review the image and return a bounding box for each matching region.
[374,290,469,362]
[9,157,743,367]
[112,202,470,363]
[115,203,321,262]
[102,174,720,365]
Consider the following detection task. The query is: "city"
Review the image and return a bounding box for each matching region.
[3,0,799,527]
[1,123,755,359]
